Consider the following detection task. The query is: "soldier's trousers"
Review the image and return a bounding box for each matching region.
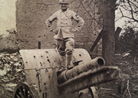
[55,37,75,56]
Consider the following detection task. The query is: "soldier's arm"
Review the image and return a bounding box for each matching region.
[45,12,57,28]
[72,11,84,31]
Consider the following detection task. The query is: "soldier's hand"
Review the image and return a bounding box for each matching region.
[50,29,54,32]
[70,28,77,33]
[50,29,58,35]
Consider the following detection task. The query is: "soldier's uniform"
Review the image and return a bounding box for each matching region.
[46,0,84,69]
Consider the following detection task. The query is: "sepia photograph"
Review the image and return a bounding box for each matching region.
[0,0,138,98]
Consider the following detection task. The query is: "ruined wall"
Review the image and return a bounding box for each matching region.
[16,0,103,54]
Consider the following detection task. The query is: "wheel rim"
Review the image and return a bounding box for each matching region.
[13,83,35,98]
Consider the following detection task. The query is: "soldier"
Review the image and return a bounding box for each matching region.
[45,0,84,70]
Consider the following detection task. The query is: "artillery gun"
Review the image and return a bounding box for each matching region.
[13,49,120,98]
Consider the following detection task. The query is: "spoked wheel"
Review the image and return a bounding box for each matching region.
[90,87,98,98]
[79,87,98,98]
[13,82,35,98]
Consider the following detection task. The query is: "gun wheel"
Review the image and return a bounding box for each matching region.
[79,87,98,98]
[13,82,35,98]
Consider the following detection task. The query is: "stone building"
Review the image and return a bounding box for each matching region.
[16,0,104,55]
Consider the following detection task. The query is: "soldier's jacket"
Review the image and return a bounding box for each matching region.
[46,9,84,39]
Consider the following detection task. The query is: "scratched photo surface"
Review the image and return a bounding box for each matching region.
[0,0,138,98]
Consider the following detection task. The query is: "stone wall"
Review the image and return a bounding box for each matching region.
[16,0,103,54]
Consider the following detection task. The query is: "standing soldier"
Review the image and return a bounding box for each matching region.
[46,0,84,71]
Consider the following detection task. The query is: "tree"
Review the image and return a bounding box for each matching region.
[102,0,116,66]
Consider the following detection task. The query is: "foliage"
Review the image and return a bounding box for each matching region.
[116,0,138,53]
[118,27,135,53]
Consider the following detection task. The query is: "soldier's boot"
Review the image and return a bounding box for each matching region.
[58,67,65,73]
[66,54,74,69]
[58,56,66,73]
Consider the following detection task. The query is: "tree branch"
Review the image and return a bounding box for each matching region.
[127,0,134,19]
[80,0,101,25]
[119,0,138,23]
[88,0,94,7]
[129,0,138,8]
[119,8,124,16]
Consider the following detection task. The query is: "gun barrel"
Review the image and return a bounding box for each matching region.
[57,57,121,93]
[58,57,105,84]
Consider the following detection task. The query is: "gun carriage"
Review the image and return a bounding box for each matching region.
[13,49,120,98]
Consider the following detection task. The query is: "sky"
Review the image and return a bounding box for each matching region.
[0,0,17,35]
[0,0,126,35]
